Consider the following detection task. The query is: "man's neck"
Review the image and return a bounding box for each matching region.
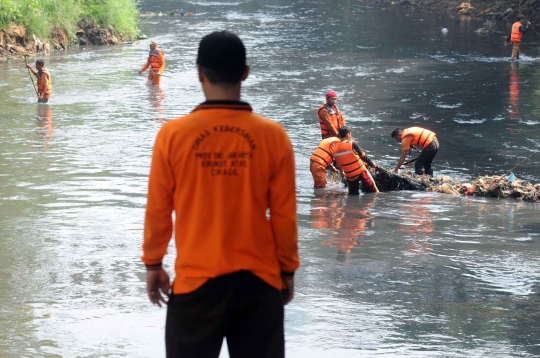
[203,84,242,101]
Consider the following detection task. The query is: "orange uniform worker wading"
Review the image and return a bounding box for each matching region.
[37,68,52,100]
[333,128,379,194]
[333,140,368,178]
[140,41,166,85]
[318,91,346,139]
[142,102,299,294]
[400,127,436,151]
[309,136,340,188]
[505,15,530,61]
[511,22,523,43]
[26,59,52,103]
[391,126,439,176]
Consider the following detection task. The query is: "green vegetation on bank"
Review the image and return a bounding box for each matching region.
[0,0,139,40]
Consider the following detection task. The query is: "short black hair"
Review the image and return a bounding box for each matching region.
[338,126,351,138]
[197,31,247,84]
[517,15,525,20]
[391,128,401,138]
[36,59,44,66]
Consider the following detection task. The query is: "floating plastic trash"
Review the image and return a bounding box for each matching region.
[370,168,539,202]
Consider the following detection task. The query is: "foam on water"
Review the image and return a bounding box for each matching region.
[453,118,487,124]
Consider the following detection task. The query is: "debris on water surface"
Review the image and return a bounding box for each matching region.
[370,167,539,202]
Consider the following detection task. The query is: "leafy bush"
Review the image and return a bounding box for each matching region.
[0,0,139,40]
[81,0,139,39]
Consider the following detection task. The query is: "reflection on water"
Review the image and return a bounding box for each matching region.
[0,0,539,357]
[509,62,521,120]
[147,85,165,123]
[312,193,377,262]
[398,196,433,256]
[37,104,53,151]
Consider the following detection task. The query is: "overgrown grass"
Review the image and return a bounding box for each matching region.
[0,0,139,40]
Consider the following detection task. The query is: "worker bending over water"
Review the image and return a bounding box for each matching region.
[333,126,379,194]
[391,127,439,176]
[309,136,341,188]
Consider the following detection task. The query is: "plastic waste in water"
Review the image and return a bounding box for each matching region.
[507,172,515,181]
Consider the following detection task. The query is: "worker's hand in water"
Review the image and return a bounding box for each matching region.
[394,168,399,174]
[146,267,170,307]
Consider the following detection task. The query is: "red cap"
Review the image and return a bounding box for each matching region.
[326,91,338,98]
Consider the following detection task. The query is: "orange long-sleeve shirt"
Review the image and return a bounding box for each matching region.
[141,49,165,74]
[142,101,299,294]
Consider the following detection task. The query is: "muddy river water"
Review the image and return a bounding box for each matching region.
[1,0,539,357]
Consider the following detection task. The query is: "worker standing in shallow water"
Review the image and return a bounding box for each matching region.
[318,91,346,139]
[309,136,340,188]
[391,127,439,176]
[504,15,531,61]
[139,40,166,85]
[333,126,379,194]
[26,59,52,103]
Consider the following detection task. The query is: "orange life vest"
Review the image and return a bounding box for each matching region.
[511,22,523,43]
[402,127,436,149]
[318,103,345,136]
[148,49,165,72]
[310,137,340,167]
[37,68,52,96]
[333,140,367,179]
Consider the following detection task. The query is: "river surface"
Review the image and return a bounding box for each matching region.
[1,1,540,357]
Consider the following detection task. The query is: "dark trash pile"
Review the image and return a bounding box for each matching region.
[370,168,540,202]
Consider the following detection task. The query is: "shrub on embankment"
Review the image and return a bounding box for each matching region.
[0,0,139,44]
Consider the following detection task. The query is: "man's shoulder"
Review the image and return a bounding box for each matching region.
[161,111,286,132]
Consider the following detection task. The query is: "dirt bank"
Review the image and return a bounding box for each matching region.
[387,0,540,26]
[0,20,126,61]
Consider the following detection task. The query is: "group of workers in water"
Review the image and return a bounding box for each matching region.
[24,40,166,102]
[23,15,530,194]
[310,91,439,194]
[307,13,530,195]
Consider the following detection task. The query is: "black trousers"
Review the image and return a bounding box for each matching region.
[415,138,439,176]
[166,271,285,358]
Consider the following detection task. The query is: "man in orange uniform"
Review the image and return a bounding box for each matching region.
[139,40,166,85]
[26,59,52,103]
[391,127,439,176]
[333,126,379,195]
[142,31,299,358]
[309,136,340,188]
[504,15,530,61]
[317,91,346,139]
